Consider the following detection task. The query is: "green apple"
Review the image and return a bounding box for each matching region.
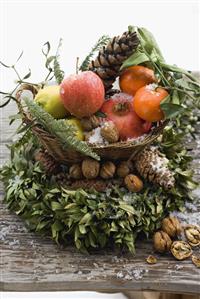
[35,85,69,119]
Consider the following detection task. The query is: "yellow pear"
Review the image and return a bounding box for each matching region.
[35,85,69,119]
[66,118,84,141]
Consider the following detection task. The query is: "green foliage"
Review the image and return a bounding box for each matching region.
[53,38,65,84]
[79,35,111,71]
[24,98,100,161]
[0,126,197,253]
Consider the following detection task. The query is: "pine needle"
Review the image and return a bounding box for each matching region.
[24,98,100,161]
[79,35,111,71]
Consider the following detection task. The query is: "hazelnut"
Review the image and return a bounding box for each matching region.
[100,161,116,179]
[153,230,172,253]
[117,161,133,178]
[171,241,192,260]
[146,255,157,264]
[184,225,200,247]
[124,174,143,192]
[82,158,100,179]
[100,121,119,143]
[69,164,82,179]
[161,216,182,238]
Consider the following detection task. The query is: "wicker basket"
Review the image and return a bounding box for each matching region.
[16,84,167,164]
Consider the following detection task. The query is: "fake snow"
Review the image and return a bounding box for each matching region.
[145,83,158,92]
[88,127,105,144]
[170,199,200,226]
[116,268,148,281]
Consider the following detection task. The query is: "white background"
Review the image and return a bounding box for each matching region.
[0,1,199,299]
[0,0,200,92]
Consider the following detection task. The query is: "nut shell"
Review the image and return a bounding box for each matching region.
[69,164,83,179]
[153,230,172,253]
[100,161,116,179]
[184,225,200,247]
[117,161,133,178]
[124,174,143,192]
[82,158,100,179]
[171,241,192,260]
[81,115,100,131]
[100,121,119,143]
[161,216,182,238]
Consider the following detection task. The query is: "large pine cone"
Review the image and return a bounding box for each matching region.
[135,147,175,189]
[34,150,61,174]
[89,30,139,91]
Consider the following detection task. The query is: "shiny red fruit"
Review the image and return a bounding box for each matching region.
[101,93,151,141]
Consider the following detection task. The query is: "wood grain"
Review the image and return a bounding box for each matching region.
[0,102,200,294]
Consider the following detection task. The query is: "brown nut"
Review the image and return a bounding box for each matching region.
[184,225,200,247]
[153,230,172,253]
[146,255,157,264]
[117,161,133,178]
[100,161,116,179]
[69,164,83,179]
[81,115,100,131]
[82,158,100,179]
[161,216,182,238]
[100,121,119,143]
[171,241,192,260]
[124,174,143,192]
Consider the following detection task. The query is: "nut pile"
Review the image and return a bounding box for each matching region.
[152,216,200,267]
[68,157,143,192]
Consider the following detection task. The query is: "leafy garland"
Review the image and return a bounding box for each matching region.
[0,26,199,253]
[0,126,197,253]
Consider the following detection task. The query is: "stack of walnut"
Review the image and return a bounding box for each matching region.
[152,216,200,267]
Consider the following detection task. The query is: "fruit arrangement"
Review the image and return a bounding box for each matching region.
[0,26,199,253]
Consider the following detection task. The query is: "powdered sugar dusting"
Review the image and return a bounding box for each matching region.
[116,268,148,281]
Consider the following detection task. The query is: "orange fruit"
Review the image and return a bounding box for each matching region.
[133,85,168,122]
[119,65,156,96]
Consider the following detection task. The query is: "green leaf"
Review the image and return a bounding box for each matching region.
[23,69,31,80]
[161,62,199,83]
[120,50,149,70]
[79,212,92,225]
[42,41,51,56]
[161,102,185,119]
[137,27,165,61]
[119,202,135,215]
[51,201,62,211]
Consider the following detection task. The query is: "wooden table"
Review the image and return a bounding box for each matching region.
[0,102,200,295]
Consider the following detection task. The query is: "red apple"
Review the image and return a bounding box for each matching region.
[101,93,151,140]
[60,71,105,118]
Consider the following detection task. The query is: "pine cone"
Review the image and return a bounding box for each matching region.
[34,150,61,174]
[89,30,139,91]
[135,147,175,189]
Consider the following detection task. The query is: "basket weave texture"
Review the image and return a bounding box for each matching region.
[16,84,166,164]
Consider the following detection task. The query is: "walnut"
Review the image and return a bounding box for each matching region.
[191,255,200,268]
[161,216,182,238]
[184,225,200,247]
[124,174,143,192]
[82,158,100,179]
[100,161,116,179]
[171,241,192,260]
[100,121,119,143]
[69,164,82,179]
[80,115,100,131]
[117,161,133,178]
[153,230,172,253]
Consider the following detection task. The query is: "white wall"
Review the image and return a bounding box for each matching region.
[1,0,199,92]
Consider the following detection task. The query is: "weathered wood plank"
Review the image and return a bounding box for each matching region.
[0,101,200,294]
